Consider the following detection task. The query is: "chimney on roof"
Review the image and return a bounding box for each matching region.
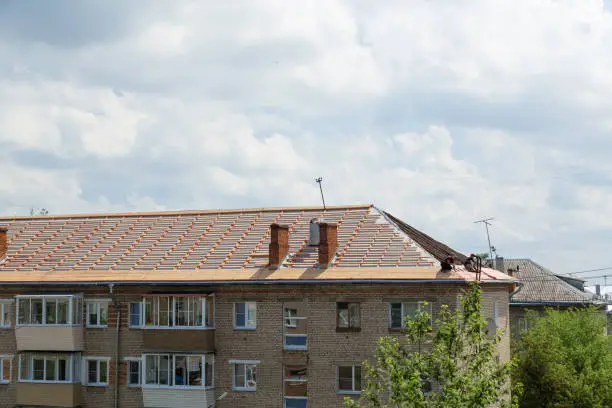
[269,224,290,267]
[318,222,338,268]
[309,218,321,246]
[495,256,504,273]
[0,227,7,260]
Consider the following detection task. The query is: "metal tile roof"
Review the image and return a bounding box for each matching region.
[507,259,599,305]
[0,204,513,284]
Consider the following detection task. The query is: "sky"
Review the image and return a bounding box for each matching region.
[1,0,612,289]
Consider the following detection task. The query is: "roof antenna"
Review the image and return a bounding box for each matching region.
[474,217,495,261]
[315,177,326,210]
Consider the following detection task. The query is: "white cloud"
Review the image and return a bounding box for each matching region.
[1,0,612,283]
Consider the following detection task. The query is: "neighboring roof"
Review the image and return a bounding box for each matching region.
[506,259,600,305]
[0,204,512,284]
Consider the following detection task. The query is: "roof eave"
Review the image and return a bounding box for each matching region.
[0,278,517,286]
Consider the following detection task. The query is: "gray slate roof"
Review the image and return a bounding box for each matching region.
[507,259,599,305]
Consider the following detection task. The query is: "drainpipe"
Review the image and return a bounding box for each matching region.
[109,284,120,408]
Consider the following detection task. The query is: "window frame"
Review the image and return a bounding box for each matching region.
[124,357,141,387]
[284,365,308,408]
[15,295,82,326]
[336,302,361,331]
[142,353,214,389]
[234,302,257,330]
[517,317,529,332]
[0,302,11,328]
[86,301,109,328]
[337,365,362,394]
[129,302,142,328]
[140,295,214,330]
[230,360,259,391]
[284,308,298,328]
[85,357,110,387]
[0,355,11,384]
[17,354,79,383]
[388,301,432,329]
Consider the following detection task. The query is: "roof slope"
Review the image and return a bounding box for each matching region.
[0,204,512,284]
[0,205,440,272]
[384,212,468,263]
[507,259,598,305]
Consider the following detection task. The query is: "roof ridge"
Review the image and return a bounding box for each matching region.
[0,204,374,221]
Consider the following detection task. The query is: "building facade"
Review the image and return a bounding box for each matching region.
[0,205,514,408]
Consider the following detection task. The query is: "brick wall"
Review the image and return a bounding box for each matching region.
[0,282,512,408]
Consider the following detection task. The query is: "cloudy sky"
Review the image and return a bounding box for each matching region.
[1,0,612,286]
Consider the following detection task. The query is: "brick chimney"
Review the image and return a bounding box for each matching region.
[269,224,289,267]
[0,227,7,260]
[318,223,338,267]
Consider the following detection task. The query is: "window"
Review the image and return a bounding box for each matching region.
[338,365,361,394]
[517,317,529,332]
[0,302,10,328]
[129,302,142,327]
[86,358,109,386]
[87,302,108,327]
[126,358,141,386]
[175,297,203,327]
[16,295,81,326]
[337,303,360,329]
[493,301,500,326]
[143,353,214,388]
[284,302,307,350]
[231,360,258,391]
[234,302,256,329]
[18,354,79,383]
[142,295,212,329]
[285,308,297,328]
[284,365,308,408]
[389,302,431,329]
[0,356,11,383]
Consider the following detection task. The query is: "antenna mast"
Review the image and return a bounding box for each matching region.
[474,217,495,260]
[315,177,326,210]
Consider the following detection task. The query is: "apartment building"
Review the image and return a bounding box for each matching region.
[0,204,515,408]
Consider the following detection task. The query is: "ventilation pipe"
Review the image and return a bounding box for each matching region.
[309,218,322,246]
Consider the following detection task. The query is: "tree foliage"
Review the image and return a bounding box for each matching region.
[513,307,612,408]
[345,281,518,408]
[29,207,49,216]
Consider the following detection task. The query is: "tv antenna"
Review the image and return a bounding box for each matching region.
[315,177,326,210]
[474,217,495,260]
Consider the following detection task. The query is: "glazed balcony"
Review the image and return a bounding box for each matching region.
[15,294,84,351]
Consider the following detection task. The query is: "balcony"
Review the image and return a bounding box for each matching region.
[142,329,215,352]
[143,388,216,408]
[16,382,81,407]
[16,325,84,351]
[15,294,84,351]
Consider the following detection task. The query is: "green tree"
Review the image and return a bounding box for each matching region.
[345,281,518,408]
[513,307,612,408]
[29,207,49,216]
